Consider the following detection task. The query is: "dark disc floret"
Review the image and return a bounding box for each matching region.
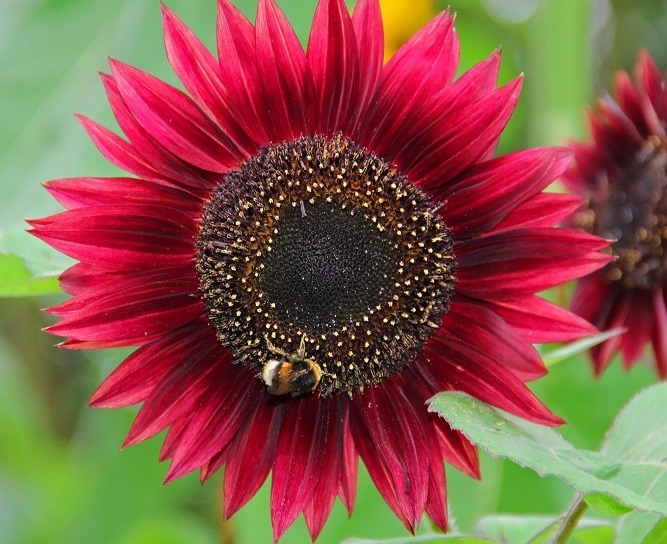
[196,134,456,397]
[579,137,667,290]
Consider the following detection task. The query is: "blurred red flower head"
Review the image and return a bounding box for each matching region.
[565,50,667,378]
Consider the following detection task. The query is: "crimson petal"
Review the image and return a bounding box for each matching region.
[303,397,345,541]
[350,379,429,532]
[652,287,667,379]
[307,0,360,135]
[45,269,201,347]
[223,388,284,518]
[29,205,197,271]
[425,334,563,425]
[456,228,612,300]
[442,300,547,380]
[216,0,270,144]
[44,177,201,211]
[486,295,598,343]
[255,0,314,139]
[124,343,231,445]
[162,4,257,156]
[89,319,214,408]
[164,365,255,482]
[110,60,241,172]
[358,11,458,150]
[349,0,383,133]
[442,147,572,238]
[271,396,330,541]
[490,193,585,233]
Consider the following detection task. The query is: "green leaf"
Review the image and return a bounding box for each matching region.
[428,388,667,518]
[0,228,72,279]
[0,252,60,297]
[341,535,493,544]
[616,513,665,544]
[541,329,625,367]
[477,514,613,544]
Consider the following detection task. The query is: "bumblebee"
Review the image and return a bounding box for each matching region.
[262,335,323,397]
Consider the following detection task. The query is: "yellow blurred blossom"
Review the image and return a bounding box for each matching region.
[380,0,435,61]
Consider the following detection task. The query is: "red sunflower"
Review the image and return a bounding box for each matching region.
[30,0,609,540]
[565,51,667,378]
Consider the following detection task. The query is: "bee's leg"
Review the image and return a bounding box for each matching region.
[297,335,307,359]
[265,335,288,358]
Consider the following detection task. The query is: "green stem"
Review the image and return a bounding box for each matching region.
[551,494,588,544]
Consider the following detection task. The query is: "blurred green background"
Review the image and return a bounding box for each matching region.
[1,0,666,542]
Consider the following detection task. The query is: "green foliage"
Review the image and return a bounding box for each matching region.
[429,386,667,541]
[0,253,60,297]
[342,535,494,543]
[477,515,614,544]
[429,386,667,518]
[541,330,626,368]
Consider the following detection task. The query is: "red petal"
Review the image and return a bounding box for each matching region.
[161,4,257,156]
[635,50,665,136]
[442,300,546,381]
[77,115,170,184]
[590,290,631,376]
[124,342,231,445]
[431,413,480,479]
[44,177,200,211]
[223,388,284,518]
[101,73,219,192]
[382,51,502,173]
[255,0,313,139]
[90,319,215,408]
[164,366,256,482]
[358,11,458,148]
[490,193,585,233]
[110,59,241,172]
[652,287,667,379]
[486,295,598,343]
[216,0,270,144]
[29,205,197,270]
[456,228,612,300]
[442,147,572,238]
[58,263,121,296]
[338,405,357,515]
[46,268,201,347]
[620,290,652,368]
[570,273,615,326]
[350,379,429,532]
[303,396,346,541]
[349,0,383,133]
[307,0,359,135]
[424,421,448,532]
[404,77,523,189]
[271,396,331,541]
[425,334,563,425]
[615,70,650,137]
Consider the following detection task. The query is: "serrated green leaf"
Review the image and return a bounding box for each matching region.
[427,389,667,518]
[341,534,494,544]
[0,252,60,297]
[541,329,625,367]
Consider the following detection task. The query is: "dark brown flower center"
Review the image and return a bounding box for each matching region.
[196,134,456,397]
[586,138,667,289]
[258,199,399,331]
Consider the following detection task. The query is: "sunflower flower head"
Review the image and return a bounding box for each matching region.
[30,0,610,540]
[565,50,667,378]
